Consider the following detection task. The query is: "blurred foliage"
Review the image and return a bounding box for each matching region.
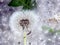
[42,25,60,34]
[42,26,54,33]
[49,28,54,33]
[8,0,37,10]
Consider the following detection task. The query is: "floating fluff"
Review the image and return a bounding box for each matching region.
[9,10,39,36]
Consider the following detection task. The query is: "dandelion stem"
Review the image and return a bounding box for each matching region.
[23,26,27,45]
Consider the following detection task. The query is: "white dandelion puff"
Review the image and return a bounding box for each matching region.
[9,10,39,36]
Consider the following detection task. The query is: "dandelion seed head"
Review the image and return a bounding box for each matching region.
[9,10,39,35]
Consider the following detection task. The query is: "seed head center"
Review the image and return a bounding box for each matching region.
[20,19,29,29]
